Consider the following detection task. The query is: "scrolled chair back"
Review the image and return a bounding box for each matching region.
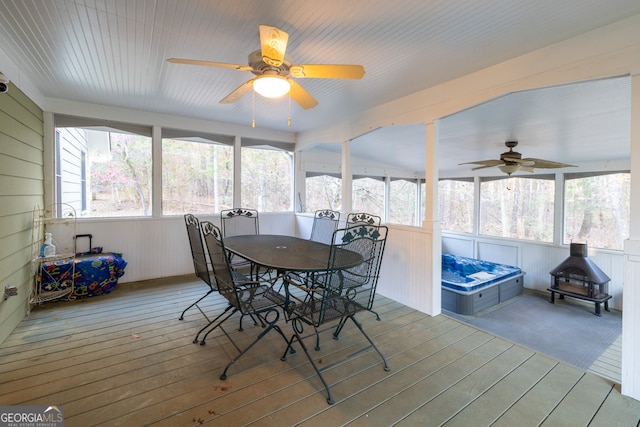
[200,221,238,306]
[346,212,381,226]
[220,207,259,237]
[310,209,340,244]
[323,224,388,313]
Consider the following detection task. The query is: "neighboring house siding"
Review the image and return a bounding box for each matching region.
[57,127,88,215]
[0,83,44,344]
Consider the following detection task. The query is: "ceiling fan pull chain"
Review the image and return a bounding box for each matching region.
[288,93,292,127]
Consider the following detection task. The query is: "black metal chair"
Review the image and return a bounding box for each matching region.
[197,221,288,380]
[346,212,382,226]
[281,223,390,404]
[342,213,384,321]
[180,214,216,321]
[309,209,340,245]
[220,207,259,236]
[220,207,260,275]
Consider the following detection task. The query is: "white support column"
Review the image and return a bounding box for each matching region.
[622,72,640,400]
[384,176,391,223]
[294,152,305,212]
[415,178,422,226]
[473,176,480,244]
[233,135,241,208]
[424,121,442,315]
[424,122,438,225]
[341,140,352,216]
[151,125,162,218]
[553,172,564,245]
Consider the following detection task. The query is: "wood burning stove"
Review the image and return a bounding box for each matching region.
[548,243,611,316]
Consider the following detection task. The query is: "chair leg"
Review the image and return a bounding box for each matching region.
[220,308,289,380]
[179,289,214,320]
[333,309,381,340]
[193,305,236,344]
[281,319,335,405]
[332,318,347,340]
[369,308,381,321]
[348,315,390,372]
[240,312,263,331]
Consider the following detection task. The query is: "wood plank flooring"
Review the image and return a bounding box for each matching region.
[589,335,622,383]
[1,275,639,427]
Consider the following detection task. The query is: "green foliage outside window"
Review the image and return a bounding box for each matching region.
[304,175,342,213]
[389,179,417,225]
[162,139,232,215]
[88,132,152,217]
[439,179,474,233]
[241,147,293,212]
[564,172,629,250]
[352,177,385,219]
[480,177,555,242]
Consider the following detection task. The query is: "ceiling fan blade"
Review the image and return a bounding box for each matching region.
[509,158,536,167]
[290,64,365,79]
[524,158,577,169]
[288,80,318,109]
[259,25,289,67]
[220,79,255,104]
[470,163,506,171]
[459,159,504,168]
[167,58,252,71]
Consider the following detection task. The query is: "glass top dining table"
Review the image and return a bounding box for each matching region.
[222,234,362,273]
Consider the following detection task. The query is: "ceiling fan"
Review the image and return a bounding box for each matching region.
[167,25,365,110]
[460,141,577,176]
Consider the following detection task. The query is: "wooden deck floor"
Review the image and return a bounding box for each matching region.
[1,275,639,426]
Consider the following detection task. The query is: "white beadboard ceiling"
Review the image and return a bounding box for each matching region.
[0,0,637,174]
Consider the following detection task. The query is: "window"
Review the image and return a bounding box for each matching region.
[564,171,630,250]
[389,178,417,225]
[352,176,385,218]
[54,116,152,217]
[479,175,555,242]
[305,173,342,213]
[439,178,474,233]
[161,130,233,215]
[241,146,293,212]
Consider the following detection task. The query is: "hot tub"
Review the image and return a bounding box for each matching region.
[441,253,524,315]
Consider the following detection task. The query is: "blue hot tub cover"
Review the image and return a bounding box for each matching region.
[442,253,521,292]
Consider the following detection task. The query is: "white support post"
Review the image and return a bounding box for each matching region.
[341,140,352,216]
[415,178,422,226]
[233,135,241,208]
[425,121,441,315]
[384,176,391,223]
[622,72,640,400]
[151,125,162,218]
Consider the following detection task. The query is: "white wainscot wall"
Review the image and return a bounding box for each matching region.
[296,215,438,315]
[442,232,624,311]
[377,225,435,315]
[74,212,296,283]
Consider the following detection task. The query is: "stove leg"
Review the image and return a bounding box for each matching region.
[594,302,602,316]
[549,291,555,304]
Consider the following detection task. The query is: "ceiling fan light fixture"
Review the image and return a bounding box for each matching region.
[499,164,521,176]
[253,75,290,98]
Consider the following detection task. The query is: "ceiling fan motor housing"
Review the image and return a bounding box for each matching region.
[248,50,291,76]
[501,141,522,163]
